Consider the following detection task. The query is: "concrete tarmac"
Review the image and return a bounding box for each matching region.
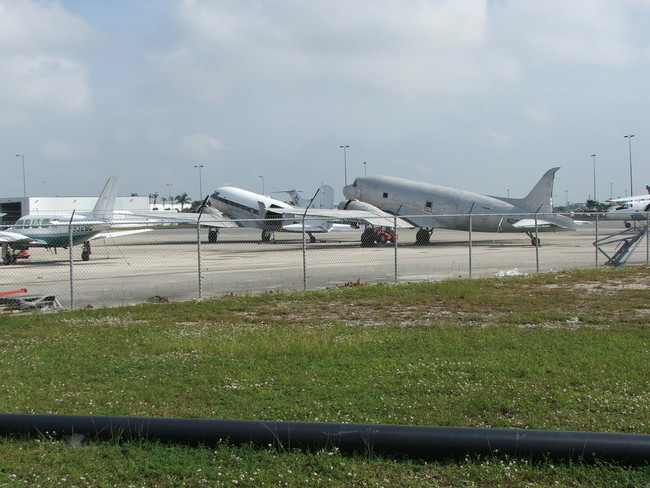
[1,220,647,309]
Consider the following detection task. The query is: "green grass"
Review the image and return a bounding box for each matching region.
[1,265,649,486]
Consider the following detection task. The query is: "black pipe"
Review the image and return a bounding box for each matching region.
[0,413,648,464]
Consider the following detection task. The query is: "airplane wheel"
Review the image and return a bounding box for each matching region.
[81,250,90,261]
[3,252,14,265]
[531,237,540,246]
[360,229,375,247]
[625,222,632,228]
[377,234,387,245]
[261,230,271,242]
[208,228,219,243]
[416,228,430,245]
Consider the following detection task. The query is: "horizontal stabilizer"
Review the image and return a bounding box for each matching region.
[512,218,576,230]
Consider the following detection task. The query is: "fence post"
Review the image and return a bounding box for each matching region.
[302,214,307,291]
[595,212,599,267]
[68,211,75,309]
[468,203,474,279]
[393,215,398,284]
[301,188,321,291]
[196,197,210,299]
[534,206,541,273]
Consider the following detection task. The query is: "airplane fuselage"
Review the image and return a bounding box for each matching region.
[343,175,575,234]
[209,186,293,232]
[6,214,110,249]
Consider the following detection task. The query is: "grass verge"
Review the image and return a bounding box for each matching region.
[1,265,649,486]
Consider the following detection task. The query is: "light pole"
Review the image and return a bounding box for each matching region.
[339,145,349,186]
[624,134,634,196]
[194,164,204,199]
[15,154,26,197]
[590,154,596,202]
[166,183,173,199]
[258,175,265,195]
[363,161,367,176]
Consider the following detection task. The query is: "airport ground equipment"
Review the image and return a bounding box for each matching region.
[593,224,648,266]
[1,413,649,464]
[360,226,397,247]
[0,288,61,311]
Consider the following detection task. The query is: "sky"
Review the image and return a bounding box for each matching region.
[1,0,649,206]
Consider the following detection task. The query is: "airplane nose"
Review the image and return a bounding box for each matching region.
[342,184,357,199]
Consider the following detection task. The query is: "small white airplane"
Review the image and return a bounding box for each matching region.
[207,184,411,243]
[606,185,650,209]
[0,176,150,265]
[605,200,650,227]
[342,167,578,246]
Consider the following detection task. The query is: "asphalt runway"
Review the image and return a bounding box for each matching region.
[1,220,647,309]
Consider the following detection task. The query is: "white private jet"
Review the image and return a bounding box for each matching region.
[605,200,650,228]
[342,167,578,246]
[1,176,150,265]
[207,185,411,243]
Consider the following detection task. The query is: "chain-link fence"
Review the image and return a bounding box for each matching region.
[1,213,648,310]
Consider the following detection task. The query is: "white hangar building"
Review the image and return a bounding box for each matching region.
[0,195,151,225]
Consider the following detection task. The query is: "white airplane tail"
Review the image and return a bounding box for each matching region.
[91,176,119,221]
[502,167,558,213]
[278,184,335,209]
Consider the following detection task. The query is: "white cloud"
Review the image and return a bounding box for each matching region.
[521,102,553,123]
[493,0,641,67]
[180,134,225,159]
[152,0,520,102]
[0,0,95,126]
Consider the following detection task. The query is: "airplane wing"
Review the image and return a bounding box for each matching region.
[113,208,240,229]
[90,229,153,240]
[272,207,414,230]
[0,231,34,244]
[512,218,576,230]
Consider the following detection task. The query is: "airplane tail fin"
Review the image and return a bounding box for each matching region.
[91,176,119,221]
[312,184,334,209]
[277,184,335,209]
[506,167,558,213]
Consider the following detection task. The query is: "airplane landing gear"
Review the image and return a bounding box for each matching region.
[526,232,540,246]
[208,228,219,243]
[3,251,16,265]
[416,228,432,245]
[81,241,91,261]
[261,229,275,242]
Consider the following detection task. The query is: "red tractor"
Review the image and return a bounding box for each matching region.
[360,226,397,247]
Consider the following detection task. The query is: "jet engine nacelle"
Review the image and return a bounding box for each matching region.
[337,199,383,213]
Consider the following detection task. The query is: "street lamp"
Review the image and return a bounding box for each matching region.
[15,154,26,197]
[258,175,265,195]
[624,134,634,196]
[166,183,173,198]
[339,145,350,186]
[363,161,367,176]
[194,164,204,199]
[590,154,596,202]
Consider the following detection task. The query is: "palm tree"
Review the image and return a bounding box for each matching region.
[149,192,159,205]
[175,192,191,210]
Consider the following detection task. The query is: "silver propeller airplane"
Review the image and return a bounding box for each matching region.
[342,167,577,246]
[1,176,149,265]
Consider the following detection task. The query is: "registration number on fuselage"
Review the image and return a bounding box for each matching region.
[71,225,94,233]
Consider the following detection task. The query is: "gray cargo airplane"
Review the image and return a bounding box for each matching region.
[342,167,577,245]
